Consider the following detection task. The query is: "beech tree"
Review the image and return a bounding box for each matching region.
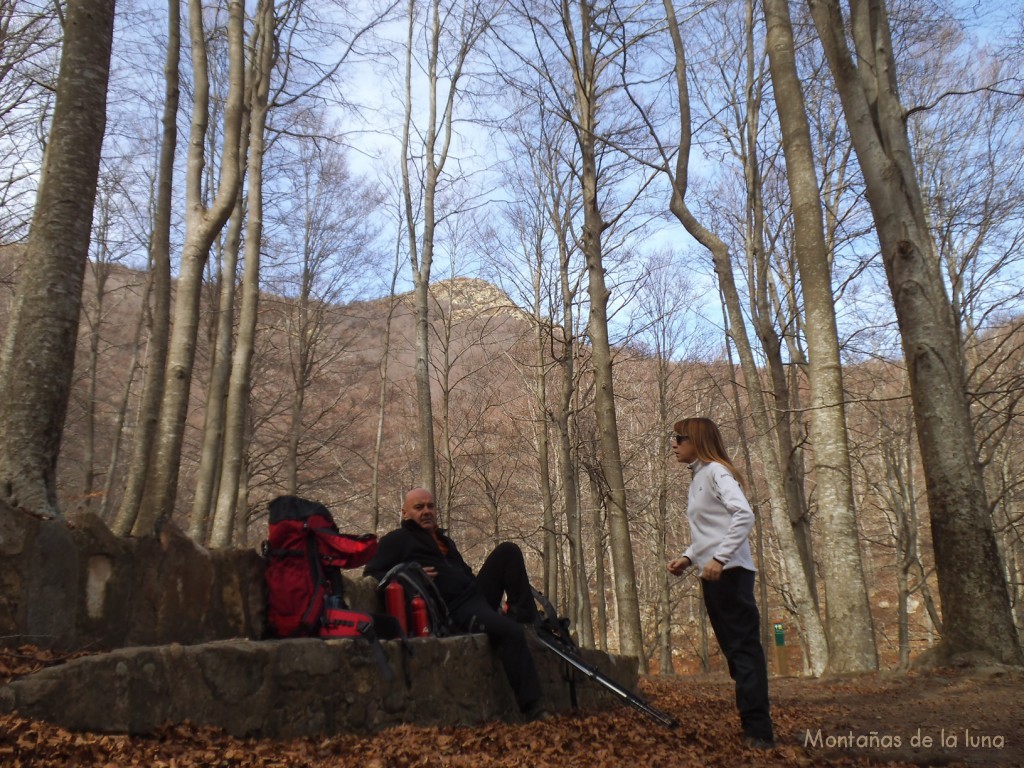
[112,0,180,536]
[808,0,1022,664]
[688,0,821,602]
[503,0,663,665]
[489,109,561,599]
[134,0,246,535]
[0,0,116,516]
[397,0,494,495]
[658,0,829,674]
[763,0,878,672]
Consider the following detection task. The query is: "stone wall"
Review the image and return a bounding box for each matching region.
[0,505,640,735]
[0,504,265,651]
[0,635,635,736]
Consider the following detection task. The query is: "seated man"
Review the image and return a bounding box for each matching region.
[364,487,548,720]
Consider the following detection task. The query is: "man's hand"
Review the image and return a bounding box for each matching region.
[701,559,724,581]
[422,566,438,579]
[667,557,691,576]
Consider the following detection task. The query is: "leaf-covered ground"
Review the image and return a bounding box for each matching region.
[2,647,1021,767]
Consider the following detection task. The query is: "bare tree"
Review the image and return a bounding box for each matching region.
[398,0,494,494]
[683,0,824,607]
[135,0,246,535]
[502,0,661,664]
[0,0,115,515]
[0,0,61,243]
[763,0,878,672]
[808,0,1022,664]
[190,167,247,540]
[268,132,378,499]
[488,101,567,600]
[630,253,695,674]
[78,167,140,512]
[851,375,942,669]
[111,0,180,536]
[659,0,829,674]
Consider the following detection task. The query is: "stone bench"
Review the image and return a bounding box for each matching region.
[0,504,640,735]
[0,635,636,736]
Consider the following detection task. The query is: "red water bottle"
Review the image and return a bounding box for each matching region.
[410,596,430,637]
[384,582,408,635]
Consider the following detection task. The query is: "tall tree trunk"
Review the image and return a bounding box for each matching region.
[437,303,456,528]
[371,236,403,533]
[553,225,593,647]
[661,0,829,674]
[570,0,643,667]
[722,286,774,663]
[402,0,436,495]
[137,0,245,534]
[112,0,179,536]
[209,0,275,548]
[764,0,878,673]
[656,352,674,674]
[531,275,557,601]
[808,0,1022,665]
[190,186,246,540]
[738,0,818,603]
[589,473,608,653]
[81,245,111,510]
[0,0,115,516]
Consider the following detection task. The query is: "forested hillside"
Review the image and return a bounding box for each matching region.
[4,247,1021,674]
[0,0,1021,677]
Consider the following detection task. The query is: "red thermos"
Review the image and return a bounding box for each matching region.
[410,596,430,637]
[384,582,408,635]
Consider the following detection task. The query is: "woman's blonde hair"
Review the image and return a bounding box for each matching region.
[673,417,745,490]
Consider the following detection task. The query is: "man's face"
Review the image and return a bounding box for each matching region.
[402,489,438,531]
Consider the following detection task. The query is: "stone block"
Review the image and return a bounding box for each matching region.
[0,635,637,736]
[0,504,265,651]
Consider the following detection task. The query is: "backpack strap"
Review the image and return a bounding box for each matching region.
[299,525,329,634]
[320,607,395,681]
[377,562,454,637]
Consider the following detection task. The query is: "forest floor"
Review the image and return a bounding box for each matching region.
[1,646,1022,767]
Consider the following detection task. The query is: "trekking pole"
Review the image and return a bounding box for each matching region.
[530,588,679,729]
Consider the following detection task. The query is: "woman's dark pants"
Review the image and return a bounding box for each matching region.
[701,567,774,742]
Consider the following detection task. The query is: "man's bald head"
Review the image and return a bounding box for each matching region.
[402,487,437,531]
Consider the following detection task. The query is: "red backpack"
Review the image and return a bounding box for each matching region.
[262,495,378,638]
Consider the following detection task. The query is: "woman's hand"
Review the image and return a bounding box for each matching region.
[701,559,724,581]
[667,557,691,576]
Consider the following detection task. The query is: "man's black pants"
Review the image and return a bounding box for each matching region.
[449,542,542,711]
[701,567,774,741]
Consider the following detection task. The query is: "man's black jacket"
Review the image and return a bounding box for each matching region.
[364,520,478,608]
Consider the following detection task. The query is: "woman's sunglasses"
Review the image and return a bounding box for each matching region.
[672,434,690,445]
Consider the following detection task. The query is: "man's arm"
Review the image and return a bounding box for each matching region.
[363,530,407,582]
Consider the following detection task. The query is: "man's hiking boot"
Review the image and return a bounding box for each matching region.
[522,700,552,723]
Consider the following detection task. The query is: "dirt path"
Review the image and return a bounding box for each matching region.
[765,666,1024,766]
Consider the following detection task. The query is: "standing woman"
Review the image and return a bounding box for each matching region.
[667,417,775,749]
